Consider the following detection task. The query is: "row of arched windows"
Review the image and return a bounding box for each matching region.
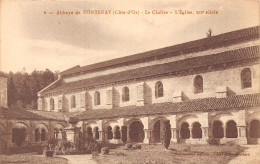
[93,86,130,106]
[49,95,76,110]
[154,68,252,97]
[48,68,252,109]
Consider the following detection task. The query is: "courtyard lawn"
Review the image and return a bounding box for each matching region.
[94,143,247,164]
[0,153,68,164]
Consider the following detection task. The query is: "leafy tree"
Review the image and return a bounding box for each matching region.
[160,120,171,150]
[7,75,17,107]
[2,69,58,109]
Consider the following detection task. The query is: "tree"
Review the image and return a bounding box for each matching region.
[7,76,17,107]
[160,120,171,150]
[4,69,58,109]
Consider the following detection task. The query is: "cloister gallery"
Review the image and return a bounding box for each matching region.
[1,26,260,151]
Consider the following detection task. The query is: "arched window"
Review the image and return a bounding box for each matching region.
[50,98,54,110]
[35,129,40,142]
[94,127,99,140]
[107,126,113,140]
[213,121,224,138]
[192,122,202,138]
[86,127,93,139]
[12,123,27,147]
[70,95,76,108]
[180,122,190,139]
[114,126,121,139]
[155,81,164,98]
[241,68,252,89]
[94,91,100,106]
[41,129,46,141]
[122,86,130,102]
[250,120,260,138]
[194,75,203,94]
[226,120,238,138]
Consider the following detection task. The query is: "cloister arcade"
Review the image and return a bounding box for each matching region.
[81,110,260,145]
[4,121,67,147]
[3,110,260,148]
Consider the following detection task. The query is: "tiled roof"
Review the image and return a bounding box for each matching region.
[29,110,66,121]
[3,93,259,121]
[44,46,260,95]
[60,26,260,76]
[0,107,47,120]
[71,93,260,120]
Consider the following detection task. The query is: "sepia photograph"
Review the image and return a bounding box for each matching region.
[0,0,260,163]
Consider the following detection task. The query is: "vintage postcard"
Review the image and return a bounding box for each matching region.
[0,0,260,163]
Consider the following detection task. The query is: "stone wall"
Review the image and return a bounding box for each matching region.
[41,63,260,112]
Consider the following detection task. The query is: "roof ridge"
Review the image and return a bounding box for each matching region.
[43,45,260,95]
[60,26,260,77]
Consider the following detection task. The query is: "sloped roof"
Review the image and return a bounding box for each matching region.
[0,107,47,120]
[28,110,66,121]
[44,46,260,95]
[3,93,259,121]
[60,26,260,76]
[71,93,260,120]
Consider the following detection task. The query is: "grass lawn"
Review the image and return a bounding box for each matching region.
[94,143,247,164]
[0,153,68,164]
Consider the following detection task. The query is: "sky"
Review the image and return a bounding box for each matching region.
[0,0,259,73]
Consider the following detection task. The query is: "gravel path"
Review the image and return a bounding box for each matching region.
[228,145,260,164]
[59,154,96,164]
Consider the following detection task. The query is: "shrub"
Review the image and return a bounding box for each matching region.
[126,143,133,149]
[225,140,237,146]
[133,144,141,149]
[46,150,54,157]
[68,117,79,124]
[207,138,219,145]
[44,138,101,155]
[78,138,101,154]
[101,147,109,155]
[160,120,171,149]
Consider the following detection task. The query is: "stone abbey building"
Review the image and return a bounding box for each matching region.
[1,26,260,150]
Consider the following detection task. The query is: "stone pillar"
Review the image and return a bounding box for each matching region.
[99,131,102,141]
[105,131,108,140]
[113,129,116,139]
[189,128,192,139]
[223,126,226,138]
[126,126,131,143]
[92,130,96,140]
[37,98,43,110]
[202,127,209,139]
[237,126,247,144]
[171,128,177,143]
[143,129,149,144]
[120,130,122,139]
